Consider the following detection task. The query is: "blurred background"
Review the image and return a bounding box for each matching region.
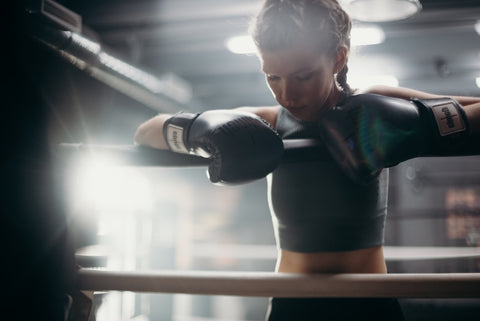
[10,0,480,320]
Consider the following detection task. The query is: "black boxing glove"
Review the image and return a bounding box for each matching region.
[163,110,283,184]
[318,93,475,184]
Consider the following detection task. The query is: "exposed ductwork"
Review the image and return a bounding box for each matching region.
[27,0,192,113]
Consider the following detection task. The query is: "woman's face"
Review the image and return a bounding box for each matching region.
[260,41,343,121]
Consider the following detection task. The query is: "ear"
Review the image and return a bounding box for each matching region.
[333,46,348,74]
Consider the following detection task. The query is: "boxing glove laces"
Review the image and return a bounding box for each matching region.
[163,110,284,184]
[318,94,474,184]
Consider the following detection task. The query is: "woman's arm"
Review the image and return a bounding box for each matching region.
[134,106,281,149]
[362,85,480,134]
[134,113,172,149]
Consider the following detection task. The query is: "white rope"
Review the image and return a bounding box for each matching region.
[77,269,480,298]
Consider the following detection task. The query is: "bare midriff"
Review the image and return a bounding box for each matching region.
[277,246,387,274]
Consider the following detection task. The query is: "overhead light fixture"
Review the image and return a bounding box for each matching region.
[351,26,385,46]
[475,20,480,35]
[341,0,422,22]
[476,77,480,89]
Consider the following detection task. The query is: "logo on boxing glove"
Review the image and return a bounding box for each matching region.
[166,124,189,153]
[431,102,466,136]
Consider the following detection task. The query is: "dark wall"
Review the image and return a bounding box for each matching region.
[3,3,76,320]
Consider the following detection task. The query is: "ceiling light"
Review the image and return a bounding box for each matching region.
[351,26,385,46]
[475,21,480,35]
[476,77,480,89]
[225,35,257,55]
[341,0,422,22]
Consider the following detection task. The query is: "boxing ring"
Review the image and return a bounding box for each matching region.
[60,140,480,300]
[18,5,480,321]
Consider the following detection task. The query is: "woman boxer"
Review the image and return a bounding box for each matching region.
[135,0,480,320]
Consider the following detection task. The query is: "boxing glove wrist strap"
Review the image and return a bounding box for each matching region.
[163,112,201,154]
[412,97,470,155]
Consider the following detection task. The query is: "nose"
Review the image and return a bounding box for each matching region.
[280,80,300,106]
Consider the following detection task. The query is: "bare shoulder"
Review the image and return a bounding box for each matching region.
[235,106,281,128]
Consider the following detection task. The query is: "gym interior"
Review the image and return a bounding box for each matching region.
[4,1,480,320]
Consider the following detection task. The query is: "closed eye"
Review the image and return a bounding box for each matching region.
[266,74,279,82]
[296,72,313,82]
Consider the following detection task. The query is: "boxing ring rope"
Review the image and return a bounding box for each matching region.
[77,269,480,298]
[57,139,328,167]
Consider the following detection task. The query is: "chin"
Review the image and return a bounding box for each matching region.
[288,108,320,122]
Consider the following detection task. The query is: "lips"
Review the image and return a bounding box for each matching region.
[286,105,307,114]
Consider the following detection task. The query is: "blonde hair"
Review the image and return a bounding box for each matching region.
[250,0,353,93]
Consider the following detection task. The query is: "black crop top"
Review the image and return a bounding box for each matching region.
[268,107,389,252]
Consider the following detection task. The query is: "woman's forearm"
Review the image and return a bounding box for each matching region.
[134,114,172,149]
[464,102,480,135]
[364,85,480,135]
